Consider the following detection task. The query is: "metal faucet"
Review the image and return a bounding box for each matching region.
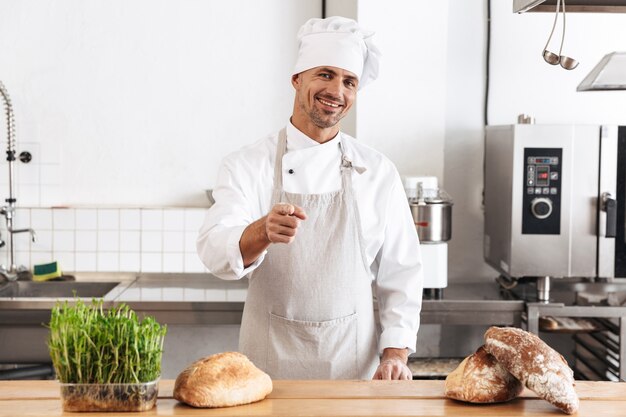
[0,81,36,281]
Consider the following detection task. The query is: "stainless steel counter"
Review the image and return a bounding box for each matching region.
[421,284,523,326]
[0,273,523,365]
[0,273,524,326]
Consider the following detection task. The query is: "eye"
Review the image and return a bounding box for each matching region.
[345,79,356,88]
[319,73,331,79]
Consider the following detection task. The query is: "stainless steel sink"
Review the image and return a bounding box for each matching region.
[0,281,120,299]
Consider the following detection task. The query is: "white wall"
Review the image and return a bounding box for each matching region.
[443,0,492,282]
[356,0,448,181]
[0,0,320,207]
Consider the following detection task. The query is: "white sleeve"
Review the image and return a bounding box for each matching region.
[374,172,424,354]
[196,158,266,280]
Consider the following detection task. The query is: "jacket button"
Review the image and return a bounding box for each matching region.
[288,169,294,174]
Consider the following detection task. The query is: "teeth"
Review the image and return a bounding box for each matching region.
[318,98,340,108]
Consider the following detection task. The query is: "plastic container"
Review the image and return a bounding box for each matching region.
[59,379,158,412]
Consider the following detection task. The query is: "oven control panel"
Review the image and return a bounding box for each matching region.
[522,148,562,235]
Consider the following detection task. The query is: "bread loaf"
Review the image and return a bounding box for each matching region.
[484,326,579,414]
[174,352,272,408]
[445,346,523,403]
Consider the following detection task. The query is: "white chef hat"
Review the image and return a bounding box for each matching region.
[293,16,381,90]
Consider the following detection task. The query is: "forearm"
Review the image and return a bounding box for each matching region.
[239,215,271,267]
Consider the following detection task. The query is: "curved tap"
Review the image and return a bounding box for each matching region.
[0,81,36,281]
[8,227,37,242]
[0,81,16,157]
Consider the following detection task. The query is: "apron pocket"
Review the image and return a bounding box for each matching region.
[267,312,358,379]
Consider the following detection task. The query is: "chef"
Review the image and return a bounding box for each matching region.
[197,16,423,380]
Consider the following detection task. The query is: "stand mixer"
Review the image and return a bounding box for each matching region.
[404,176,453,299]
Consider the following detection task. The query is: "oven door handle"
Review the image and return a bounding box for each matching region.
[601,192,617,238]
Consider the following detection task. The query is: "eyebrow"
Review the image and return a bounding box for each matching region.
[317,67,338,76]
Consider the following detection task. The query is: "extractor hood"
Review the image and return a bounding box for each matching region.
[514,0,626,13]
[577,52,626,91]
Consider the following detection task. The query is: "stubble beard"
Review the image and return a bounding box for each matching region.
[300,98,343,129]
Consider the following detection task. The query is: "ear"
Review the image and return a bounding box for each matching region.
[291,73,301,89]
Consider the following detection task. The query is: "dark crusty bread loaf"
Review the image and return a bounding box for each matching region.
[174,352,272,408]
[484,326,579,414]
[445,345,523,403]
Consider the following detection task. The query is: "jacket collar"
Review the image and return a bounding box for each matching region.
[285,122,366,174]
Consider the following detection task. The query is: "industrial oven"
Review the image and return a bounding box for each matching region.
[484,124,626,286]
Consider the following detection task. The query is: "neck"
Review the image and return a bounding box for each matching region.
[290,114,340,144]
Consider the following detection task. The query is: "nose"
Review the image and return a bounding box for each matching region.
[325,77,345,97]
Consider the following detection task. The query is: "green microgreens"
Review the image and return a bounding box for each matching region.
[47,299,167,384]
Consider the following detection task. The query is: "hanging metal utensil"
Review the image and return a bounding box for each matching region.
[542,0,578,70]
[558,0,579,70]
[542,0,562,65]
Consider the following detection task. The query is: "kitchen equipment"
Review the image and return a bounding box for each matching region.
[484,124,626,301]
[578,52,626,91]
[542,0,562,64]
[404,176,453,299]
[541,0,579,70]
[518,114,536,124]
[514,0,626,13]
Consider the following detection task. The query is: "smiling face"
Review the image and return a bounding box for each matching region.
[291,66,358,143]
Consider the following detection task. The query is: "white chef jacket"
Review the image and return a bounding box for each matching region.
[197,122,424,354]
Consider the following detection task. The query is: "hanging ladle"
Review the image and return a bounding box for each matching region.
[542,0,579,70]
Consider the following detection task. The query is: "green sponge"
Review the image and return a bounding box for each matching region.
[33,261,62,282]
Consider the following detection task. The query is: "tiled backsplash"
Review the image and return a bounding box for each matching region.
[0,141,62,208]
[0,207,209,273]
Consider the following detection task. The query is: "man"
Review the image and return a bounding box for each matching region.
[197,16,423,380]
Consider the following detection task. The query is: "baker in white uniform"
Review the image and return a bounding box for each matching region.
[197,16,423,380]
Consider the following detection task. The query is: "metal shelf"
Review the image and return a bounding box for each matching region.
[526,302,626,381]
[514,0,626,13]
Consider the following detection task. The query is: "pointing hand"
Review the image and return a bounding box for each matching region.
[265,203,307,244]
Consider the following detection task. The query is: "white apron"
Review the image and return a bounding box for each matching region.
[239,128,379,380]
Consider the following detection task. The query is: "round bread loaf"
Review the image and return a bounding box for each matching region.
[484,326,579,414]
[445,345,523,403]
[174,352,273,408]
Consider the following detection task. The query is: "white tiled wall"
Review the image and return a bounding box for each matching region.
[0,142,60,208]
[0,207,208,273]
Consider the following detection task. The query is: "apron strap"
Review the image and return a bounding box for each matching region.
[339,140,369,272]
[272,128,289,204]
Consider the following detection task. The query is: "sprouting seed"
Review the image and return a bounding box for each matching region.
[47,299,167,384]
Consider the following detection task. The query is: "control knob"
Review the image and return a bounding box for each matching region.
[531,197,553,219]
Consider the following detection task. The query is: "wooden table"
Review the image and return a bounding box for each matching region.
[1,380,625,416]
